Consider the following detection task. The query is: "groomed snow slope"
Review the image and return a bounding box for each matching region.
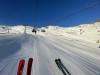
[46,22,100,43]
[0,23,100,75]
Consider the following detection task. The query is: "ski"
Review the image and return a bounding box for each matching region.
[58,59,71,75]
[26,58,33,75]
[55,59,67,75]
[17,59,25,75]
[55,59,71,75]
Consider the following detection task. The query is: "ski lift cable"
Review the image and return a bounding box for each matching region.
[34,0,39,19]
[46,2,100,25]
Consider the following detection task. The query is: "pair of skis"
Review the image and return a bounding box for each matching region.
[55,59,71,75]
[17,58,33,75]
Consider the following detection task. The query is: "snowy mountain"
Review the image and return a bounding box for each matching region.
[45,22,100,43]
[0,22,100,75]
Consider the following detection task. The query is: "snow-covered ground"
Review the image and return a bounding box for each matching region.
[0,22,100,75]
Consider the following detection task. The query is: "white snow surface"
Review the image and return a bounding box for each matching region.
[0,22,100,75]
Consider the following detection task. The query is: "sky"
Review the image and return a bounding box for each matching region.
[0,0,100,27]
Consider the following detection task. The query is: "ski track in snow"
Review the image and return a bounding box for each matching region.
[0,33,100,75]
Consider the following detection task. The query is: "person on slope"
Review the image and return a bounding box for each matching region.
[32,27,37,35]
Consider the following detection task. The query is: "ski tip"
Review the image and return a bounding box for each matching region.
[28,58,33,62]
[55,58,61,61]
[29,58,33,60]
[58,58,61,61]
[55,59,58,62]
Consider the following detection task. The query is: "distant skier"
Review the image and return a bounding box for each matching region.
[32,27,37,35]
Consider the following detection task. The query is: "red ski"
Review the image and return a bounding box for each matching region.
[17,59,25,75]
[26,58,33,75]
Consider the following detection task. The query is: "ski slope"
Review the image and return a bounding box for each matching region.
[0,23,100,75]
[0,32,100,75]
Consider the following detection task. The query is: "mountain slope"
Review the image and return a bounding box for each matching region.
[0,33,100,75]
[0,22,100,75]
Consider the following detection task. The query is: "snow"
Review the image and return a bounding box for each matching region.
[0,22,100,75]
